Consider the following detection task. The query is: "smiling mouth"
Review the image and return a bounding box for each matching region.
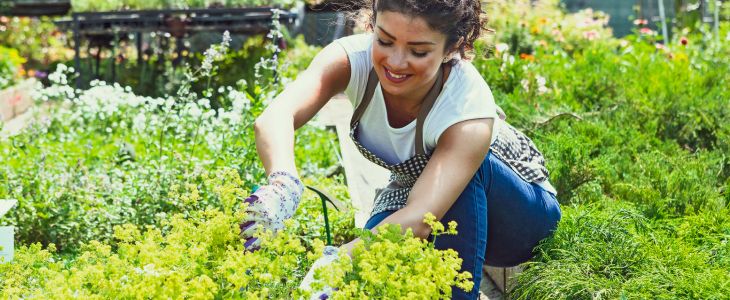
[383,67,411,83]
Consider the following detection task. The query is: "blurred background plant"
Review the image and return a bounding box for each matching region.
[0,46,25,89]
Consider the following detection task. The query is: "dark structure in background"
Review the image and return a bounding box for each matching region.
[563,0,639,37]
[0,0,70,16]
[301,0,360,46]
[53,8,298,88]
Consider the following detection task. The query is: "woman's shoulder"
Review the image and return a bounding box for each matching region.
[457,60,488,83]
[334,33,374,107]
[445,60,493,101]
[424,60,498,150]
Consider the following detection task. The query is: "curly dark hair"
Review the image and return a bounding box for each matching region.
[363,0,488,63]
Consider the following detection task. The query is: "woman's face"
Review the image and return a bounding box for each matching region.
[372,11,449,101]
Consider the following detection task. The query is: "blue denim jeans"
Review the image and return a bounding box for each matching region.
[364,151,562,299]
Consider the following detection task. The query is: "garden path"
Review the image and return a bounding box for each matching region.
[317,94,506,300]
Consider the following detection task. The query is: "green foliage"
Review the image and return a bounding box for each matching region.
[0,169,311,298]
[305,214,473,299]
[511,202,730,299]
[471,2,730,298]
[0,16,72,70]
[0,42,335,252]
[0,46,24,89]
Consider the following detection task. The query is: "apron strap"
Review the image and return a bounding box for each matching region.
[415,66,445,156]
[350,66,446,156]
[350,68,379,128]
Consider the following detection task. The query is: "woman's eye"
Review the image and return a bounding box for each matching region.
[377,39,392,46]
[412,51,428,57]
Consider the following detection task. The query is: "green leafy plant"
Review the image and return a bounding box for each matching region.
[303,213,474,299]
[0,46,25,89]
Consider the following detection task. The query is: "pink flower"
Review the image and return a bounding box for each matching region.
[583,30,599,41]
[680,36,689,46]
[633,19,648,26]
[551,29,565,42]
[639,27,655,35]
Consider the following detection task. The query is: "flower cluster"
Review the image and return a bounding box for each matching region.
[302,214,474,299]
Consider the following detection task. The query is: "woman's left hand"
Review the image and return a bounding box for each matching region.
[299,246,340,299]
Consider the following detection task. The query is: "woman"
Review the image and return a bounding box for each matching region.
[239,0,562,298]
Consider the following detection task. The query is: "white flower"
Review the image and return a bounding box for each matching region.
[188,105,202,118]
[230,90,250,112]
[198,98,210,109]
[132,113,147,133]
[521,79,530,92]
[222,30,231,49]
[495,43,509,54]
[536,75,550,95]
[536,75,547,87]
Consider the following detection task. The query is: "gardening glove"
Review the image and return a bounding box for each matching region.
[299,246,339,299]
[240,171,304,251]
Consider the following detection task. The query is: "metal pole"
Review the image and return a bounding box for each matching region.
[658,0,669,42]
[111,31,118,83]
[95,45,102,79]
[700,0,706,24]
[73,13,81,89]
[714,0,721,42]
[136,32,143,66]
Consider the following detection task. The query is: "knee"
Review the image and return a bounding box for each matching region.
[545,195,562,230]
[363,210,395,230]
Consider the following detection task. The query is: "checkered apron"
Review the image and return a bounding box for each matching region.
[350,67,550,217]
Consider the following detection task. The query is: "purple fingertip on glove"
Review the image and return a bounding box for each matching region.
[244,195,259,204]
[240,220,255,232]
[317,287,338,299]
[244,237,259,251]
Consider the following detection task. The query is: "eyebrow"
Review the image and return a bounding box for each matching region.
[377,26,437,45]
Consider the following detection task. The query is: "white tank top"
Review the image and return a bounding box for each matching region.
[335,33,558,195]
[336,33,503,165]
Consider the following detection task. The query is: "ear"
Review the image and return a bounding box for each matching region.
[444,36,465,61]
[451,36,465,53]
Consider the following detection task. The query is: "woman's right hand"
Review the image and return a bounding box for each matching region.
[244,41,351,251]
[239,171,304,251]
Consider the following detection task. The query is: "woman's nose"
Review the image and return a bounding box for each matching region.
[386,50,408,70]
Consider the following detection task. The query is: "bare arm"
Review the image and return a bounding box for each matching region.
[341,118,494,254]
[254,42,351,177]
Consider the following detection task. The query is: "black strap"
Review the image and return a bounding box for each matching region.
[350,69,379,128]
[414,67,445,155]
